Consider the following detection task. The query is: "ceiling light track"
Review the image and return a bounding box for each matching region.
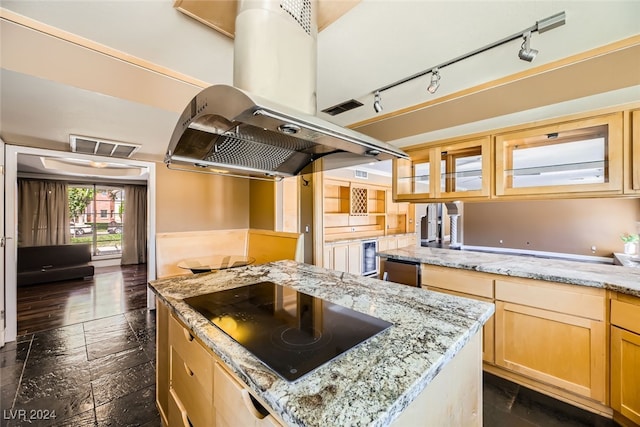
[371,11,565,111]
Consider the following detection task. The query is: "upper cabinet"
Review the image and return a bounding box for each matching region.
[495,113,623,197]
[392,108,635,202]
[627,109,640,194]
[394,137,491,202]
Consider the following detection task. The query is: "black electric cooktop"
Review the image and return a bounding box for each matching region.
[184,281,393,381]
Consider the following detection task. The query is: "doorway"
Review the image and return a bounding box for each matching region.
[3,145,157,343]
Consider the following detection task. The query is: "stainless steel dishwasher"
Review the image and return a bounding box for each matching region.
[380,258,421,287]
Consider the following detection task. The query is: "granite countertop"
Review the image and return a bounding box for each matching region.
[378,246,640,297]
[148,260,494,427]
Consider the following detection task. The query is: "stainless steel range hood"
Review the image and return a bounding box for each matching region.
[166,0,408,180]
[165,84,408,180]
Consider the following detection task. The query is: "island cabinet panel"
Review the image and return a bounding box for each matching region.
[494,279,607,404]
[214,363,282,427]
[392,331,482,426]
[421,265,495,363]
[156,299,169,426]
[168,311,215,427]
[611,293,640,425]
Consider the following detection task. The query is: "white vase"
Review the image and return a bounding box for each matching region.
[624,242,637,255]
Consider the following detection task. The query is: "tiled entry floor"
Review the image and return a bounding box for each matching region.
[1,309,620,427]
[1,309,160,426]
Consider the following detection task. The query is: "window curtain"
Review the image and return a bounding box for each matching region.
[121,184,147,265]
[17,179,70,247]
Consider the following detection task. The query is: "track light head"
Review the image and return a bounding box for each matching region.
[518,31,538,62]
[427,69,441,94]
[373,91,383,113]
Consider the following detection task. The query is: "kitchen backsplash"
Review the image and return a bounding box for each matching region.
[462,198,640,258]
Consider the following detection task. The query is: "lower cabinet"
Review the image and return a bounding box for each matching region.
[494,278,607,404]
[156,298,283,427]
[214,363,282,427]
[323,241,361,274]
[421,265,495,364]
[610,293,640,425]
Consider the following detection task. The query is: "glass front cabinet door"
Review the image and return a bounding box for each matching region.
[393,137,490,201]
[494,113,623,197]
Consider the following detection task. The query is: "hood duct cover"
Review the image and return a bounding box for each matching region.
[166,85,409,180]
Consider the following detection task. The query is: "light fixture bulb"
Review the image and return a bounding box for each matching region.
[427,69,441,94]
[373,91,383,113]
[518,31,538,62]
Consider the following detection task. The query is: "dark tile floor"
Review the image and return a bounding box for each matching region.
[1,308,620,426]
[1,309,160,427]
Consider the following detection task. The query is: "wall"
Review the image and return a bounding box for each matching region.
[155,165,250,232]
[463,198,640,257]
[249,180,275,230]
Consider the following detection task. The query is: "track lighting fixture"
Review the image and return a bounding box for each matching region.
[369,11,565,110]
[518,31,538,62]
[427,69,441,94]
[373,91,383,113]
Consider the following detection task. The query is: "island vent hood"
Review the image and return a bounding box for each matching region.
[165,0,408,180]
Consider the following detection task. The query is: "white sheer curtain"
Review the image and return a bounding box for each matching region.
[17,179,70,247]
[121,184,147,265]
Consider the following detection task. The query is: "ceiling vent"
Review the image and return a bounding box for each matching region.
[321,99,364,116]
[70,135,140,158]
[354,169,368,179]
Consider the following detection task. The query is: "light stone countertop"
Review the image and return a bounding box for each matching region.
[378,246,640,297]
[148,260,494,427]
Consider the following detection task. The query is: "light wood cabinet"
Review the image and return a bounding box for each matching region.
[421,265,495,363]
[214,364,282,427]
[610,293,640,425]
[393,137,491,202]
[324,241,361,274]
[156,299,170,426]
[495,113,623,197]
[626,109,640,193]
[494,278,606,403]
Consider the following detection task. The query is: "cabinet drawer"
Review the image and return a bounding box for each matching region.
[168,388,192,427]
[169,313,214,394]
[214,363,281,427]
[495,278,605,320]
[422,265,494,298]
[171,347,215,427]
[611,298,640,335]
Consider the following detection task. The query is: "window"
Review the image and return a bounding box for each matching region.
[68,184,125,256]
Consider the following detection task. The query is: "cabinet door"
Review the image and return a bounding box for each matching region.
[347,242,362,275]
[495,113,623,197]
[332,244,349,273]
[323,245,333,269]
[611,326,640,424]
[494,301,606,403]
[435,137,491,199]
[629,110,640,193]
[393,149,437,201]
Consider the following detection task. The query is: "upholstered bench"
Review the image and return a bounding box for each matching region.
[17,244,95,286]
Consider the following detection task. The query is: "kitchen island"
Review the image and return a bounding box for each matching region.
[148,260,494,427]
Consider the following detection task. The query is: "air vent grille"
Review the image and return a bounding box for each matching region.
[354,169,369,179]
[321,99,364,116]
[70,135,140,158]
[280,0,312,36]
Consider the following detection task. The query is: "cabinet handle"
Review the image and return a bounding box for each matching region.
[183,362,194,377]
[183,328,194,342]
[241,389,269,420]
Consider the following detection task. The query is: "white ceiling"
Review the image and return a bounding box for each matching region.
[1,1,639,171]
